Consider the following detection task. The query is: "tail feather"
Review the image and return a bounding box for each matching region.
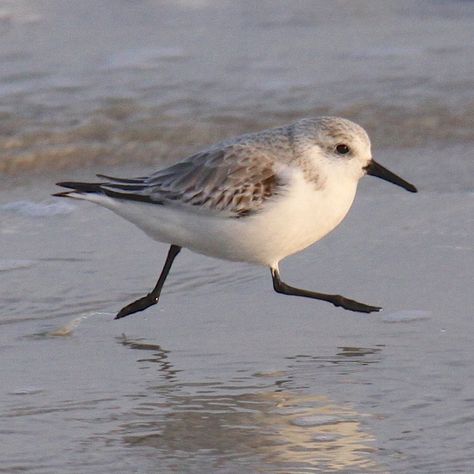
[52,191,77,198]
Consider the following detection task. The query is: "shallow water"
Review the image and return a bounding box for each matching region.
[2,168,473,473]
[1,1,474,473]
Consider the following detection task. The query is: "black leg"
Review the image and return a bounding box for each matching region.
[270,266,381,314]
[115,245,182,320]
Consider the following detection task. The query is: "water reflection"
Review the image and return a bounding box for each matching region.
[114,337,383,472]
[118,335,180,381]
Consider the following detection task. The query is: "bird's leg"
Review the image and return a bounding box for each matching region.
[270,266,381,314]
[115,245,182,319]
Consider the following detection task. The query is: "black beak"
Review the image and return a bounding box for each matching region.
[365,160,417,193]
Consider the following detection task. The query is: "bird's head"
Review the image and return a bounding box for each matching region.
[295,116,417,193]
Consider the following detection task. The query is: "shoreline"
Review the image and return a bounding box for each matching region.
[2,99,474,176]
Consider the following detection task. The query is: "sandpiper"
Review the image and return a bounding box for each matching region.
[55,116,417,319]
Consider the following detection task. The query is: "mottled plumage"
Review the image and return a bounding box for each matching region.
[99,147,280,217]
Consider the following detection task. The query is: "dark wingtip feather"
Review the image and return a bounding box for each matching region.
[96,174,146,183]
[55,180,159,204]
[56,181,104,194]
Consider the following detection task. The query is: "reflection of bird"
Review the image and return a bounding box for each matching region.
[118,336,178,381]
[55,117,417,319]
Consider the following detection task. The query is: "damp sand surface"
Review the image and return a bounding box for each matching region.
[1,1,474,472]
[1,151,473,472]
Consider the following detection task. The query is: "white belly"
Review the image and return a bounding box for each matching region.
[88,170,358,267]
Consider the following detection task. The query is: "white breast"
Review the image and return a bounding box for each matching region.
[221,168,358,266]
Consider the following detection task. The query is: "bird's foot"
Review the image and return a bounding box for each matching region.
[115,293,159,319]
[332,295,382,313]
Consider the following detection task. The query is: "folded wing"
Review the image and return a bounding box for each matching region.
[57,145,282,218]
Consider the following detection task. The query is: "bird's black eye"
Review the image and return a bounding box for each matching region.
[335,144,350,155]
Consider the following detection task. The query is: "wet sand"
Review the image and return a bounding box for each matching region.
[1,143,473,472]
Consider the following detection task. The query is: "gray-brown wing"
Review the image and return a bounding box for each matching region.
[100,145,281,217]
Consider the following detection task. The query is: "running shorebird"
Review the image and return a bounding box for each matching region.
[55,116,417,319]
